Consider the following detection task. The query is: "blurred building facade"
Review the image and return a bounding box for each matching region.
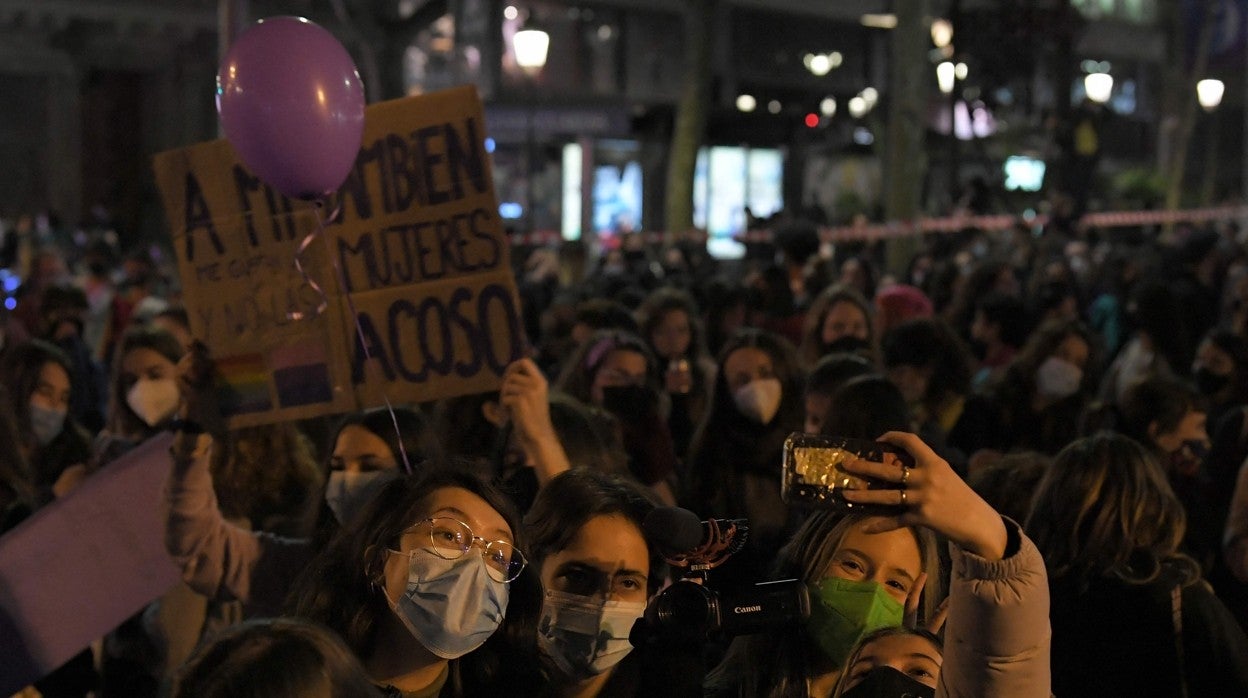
[0,0,1231,256]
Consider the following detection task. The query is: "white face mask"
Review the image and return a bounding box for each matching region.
[324,469,400,525]
[733,377,783,424]
[125,377,181,428]
[1035,356,1082,400]
[537,590,646,679]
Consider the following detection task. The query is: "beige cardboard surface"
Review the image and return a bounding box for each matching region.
[154,86,521,427]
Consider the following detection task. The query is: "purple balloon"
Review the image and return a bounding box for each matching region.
[217,16,366,200]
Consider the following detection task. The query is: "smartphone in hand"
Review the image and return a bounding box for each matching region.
[781,433,912,512]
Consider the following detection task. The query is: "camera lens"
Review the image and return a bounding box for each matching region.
[649,581,720,636]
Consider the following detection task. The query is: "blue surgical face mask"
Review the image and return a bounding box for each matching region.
[324,469,400,526]
[389,548,509,659]
[29,403,66,446]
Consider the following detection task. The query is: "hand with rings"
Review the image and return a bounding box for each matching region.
[840,431,1009,561]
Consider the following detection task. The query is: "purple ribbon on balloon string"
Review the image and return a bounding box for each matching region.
[285,200,416,476]
[286,200,340,322]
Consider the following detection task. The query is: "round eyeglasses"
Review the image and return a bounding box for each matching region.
[401,516,527,583]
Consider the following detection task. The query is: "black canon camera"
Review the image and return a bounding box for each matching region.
[643,577,809,640]
[630,508,810,643]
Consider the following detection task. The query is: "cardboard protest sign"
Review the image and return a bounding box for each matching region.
[154,86,524,427]
[0,433,180,694]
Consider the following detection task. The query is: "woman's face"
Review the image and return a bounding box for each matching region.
[842,633,942,692]
[1052,334,1090,372]
[651,309,692,360]
[331,424,398,474]
[120,347,177,394]
[590,349,649,405]
[723,346,776,394]
[383,486,514,603]
[539,514,650,604]
[821,301,870,346]
[1153,409,1209,455]
[30,361,71,413]
[822,518,923,606]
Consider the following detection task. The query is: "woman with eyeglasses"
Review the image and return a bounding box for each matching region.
[286,467,542,696]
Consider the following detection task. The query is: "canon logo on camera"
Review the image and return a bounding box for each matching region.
[733,605,763,614]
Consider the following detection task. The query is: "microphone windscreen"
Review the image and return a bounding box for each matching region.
[643,506,703,554]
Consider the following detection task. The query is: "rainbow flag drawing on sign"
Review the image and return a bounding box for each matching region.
[270,342,334,408]
[215,353,272,415]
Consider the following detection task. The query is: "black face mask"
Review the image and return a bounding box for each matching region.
[600,384,659,420]
[1193,367,1231,396]
[840,667,936,698]
[823,335,871,356]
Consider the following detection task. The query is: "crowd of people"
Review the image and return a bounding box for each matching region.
[3,208,1248,697]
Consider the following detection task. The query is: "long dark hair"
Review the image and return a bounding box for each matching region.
[308,406,440,549]
[687,329,804,497]
[555,329,659,405]
[107,325,184,438]
[285,465,542,695]
[995,318,1098,407]
[0,339,74,448]
[0,384,35,517]
[798,285,876,368]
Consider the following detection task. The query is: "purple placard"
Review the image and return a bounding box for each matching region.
[0,432,181,694]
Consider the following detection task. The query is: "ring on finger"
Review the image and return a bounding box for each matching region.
[899,489,908,505]
[900,465,911,486]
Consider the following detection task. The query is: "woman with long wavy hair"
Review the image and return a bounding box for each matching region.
[1027,432,1248,697]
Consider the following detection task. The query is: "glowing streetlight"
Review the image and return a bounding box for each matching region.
[513,28,550,76]
[1084,72,1113,104]
[1197,79,1225,112]
[930,18,952,48]
[736,94,757,112]
[848,96,868,119]
[819,97,837,117]
[937,61,955,95]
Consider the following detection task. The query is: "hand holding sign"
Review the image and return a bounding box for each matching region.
[217,16,366,200]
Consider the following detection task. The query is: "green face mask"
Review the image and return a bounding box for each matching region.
[805,577,905,666]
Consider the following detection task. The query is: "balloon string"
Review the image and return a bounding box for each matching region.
[311,201,415,477]
[285,202,340,322]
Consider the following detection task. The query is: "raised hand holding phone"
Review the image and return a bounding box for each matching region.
[839,431,1008,561]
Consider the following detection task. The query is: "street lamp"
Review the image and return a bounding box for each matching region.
[512,25,549,233]
[1197,78,1225,112]
[1197,79,1225,204]
[513,27,550,76]
[936,61,955,95]
[1084,72,1113,104]
[930,18,953,49]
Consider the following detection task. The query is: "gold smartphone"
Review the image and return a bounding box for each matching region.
[781,433,910,511]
